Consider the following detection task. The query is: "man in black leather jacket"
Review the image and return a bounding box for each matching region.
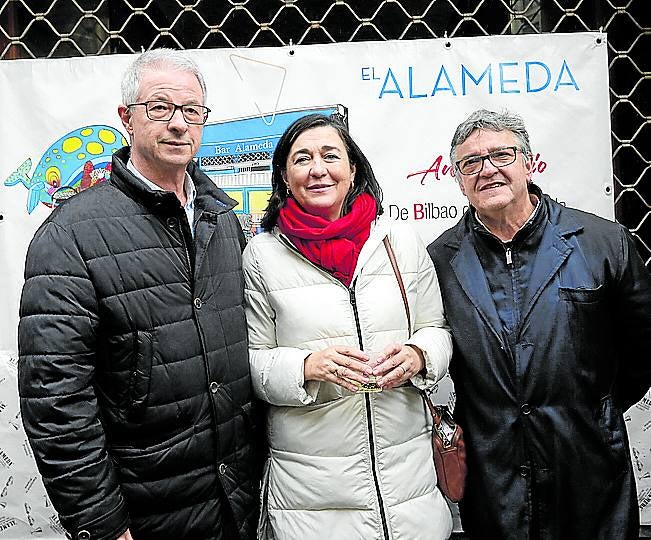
[18,49,260,540]
[428,108,651,540]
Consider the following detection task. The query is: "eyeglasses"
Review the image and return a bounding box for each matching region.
[128,100,211,125]
[455,146,520,175]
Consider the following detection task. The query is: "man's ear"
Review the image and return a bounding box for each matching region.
[118,105,133,136]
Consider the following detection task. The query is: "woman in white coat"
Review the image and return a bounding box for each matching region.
[244,113,453,540]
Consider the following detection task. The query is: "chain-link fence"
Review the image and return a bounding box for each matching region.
[1,0,649,267]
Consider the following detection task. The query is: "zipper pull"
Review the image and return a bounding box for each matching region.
[349,287,356,306]
[505,246,513,266]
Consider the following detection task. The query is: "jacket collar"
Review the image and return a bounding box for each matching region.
[353,214,392,280]
[110,146,237,217]
[443,184,584,250]
[444,184,584,342]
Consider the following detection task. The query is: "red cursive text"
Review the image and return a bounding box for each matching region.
[407,152,547,185]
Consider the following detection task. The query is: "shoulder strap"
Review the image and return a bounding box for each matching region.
[383,237,439,415]
[420,387,442,421]
[383,236,411,333]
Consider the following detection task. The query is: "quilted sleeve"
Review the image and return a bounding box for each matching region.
[243,239,321,407]
[18,221,128,540]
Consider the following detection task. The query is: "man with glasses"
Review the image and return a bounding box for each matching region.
[18,49,259,540]
[428,108,650,539]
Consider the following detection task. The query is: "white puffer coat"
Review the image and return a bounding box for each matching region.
[243,215,454,540]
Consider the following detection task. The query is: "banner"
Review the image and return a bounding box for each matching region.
[1,34,645,537]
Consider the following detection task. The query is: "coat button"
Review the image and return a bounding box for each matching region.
[78,531,91,540]
[193,297,203,309]
[166,217,178,228]
[521,403,532,415]
[519,465,530,478]
[219,463,227,475]
[209,381,220,393]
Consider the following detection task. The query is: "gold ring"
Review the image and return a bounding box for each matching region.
[399,365,407,377]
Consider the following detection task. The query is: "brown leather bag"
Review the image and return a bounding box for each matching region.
[383,237,467,502]
[421,391,467,502]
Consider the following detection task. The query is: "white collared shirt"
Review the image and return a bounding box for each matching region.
[127,159,197,237]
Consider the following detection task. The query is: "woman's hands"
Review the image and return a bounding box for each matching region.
[304,346,372,392]
[370,343,425,390]
[303,343,425,392]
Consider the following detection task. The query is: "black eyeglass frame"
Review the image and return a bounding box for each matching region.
[127,100,211,125]
[455,146,522,176]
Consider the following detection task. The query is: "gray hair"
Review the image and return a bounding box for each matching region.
[121,48,207,105]
[450,109,532,179]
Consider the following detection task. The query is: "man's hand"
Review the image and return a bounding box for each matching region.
[116,529,134,540]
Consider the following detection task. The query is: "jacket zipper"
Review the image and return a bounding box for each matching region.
[348,287,364,351]
[181,232,193,276]
[500,244,518,368]
[349,285,390,540]
[278,233,390,538]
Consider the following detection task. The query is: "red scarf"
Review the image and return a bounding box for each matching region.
[277,193,377,287]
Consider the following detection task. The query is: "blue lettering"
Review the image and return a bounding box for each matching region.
[554,60,580,91]
[379,68,404,98]
[526,61,551,92]
[370,60,578,99]
[431,66,457,96]
[409,66,427,98]
[499,62,520,94]
[461,65,492,95]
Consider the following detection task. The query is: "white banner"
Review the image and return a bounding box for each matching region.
[1,34,646,537]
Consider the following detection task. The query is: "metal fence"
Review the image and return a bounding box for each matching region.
[1,0,649,267]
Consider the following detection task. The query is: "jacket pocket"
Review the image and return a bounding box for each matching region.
[558,284,603,303]
[558,285,607,364]
[126,330,154,419]
[596,394,628,470]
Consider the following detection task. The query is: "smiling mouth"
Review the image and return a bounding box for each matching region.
[307,183,335,191]
[479,182,505,191]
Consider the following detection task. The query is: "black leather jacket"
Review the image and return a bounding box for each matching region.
[428,186,651,540]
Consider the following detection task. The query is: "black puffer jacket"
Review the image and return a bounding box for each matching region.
[18,147,259,540]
